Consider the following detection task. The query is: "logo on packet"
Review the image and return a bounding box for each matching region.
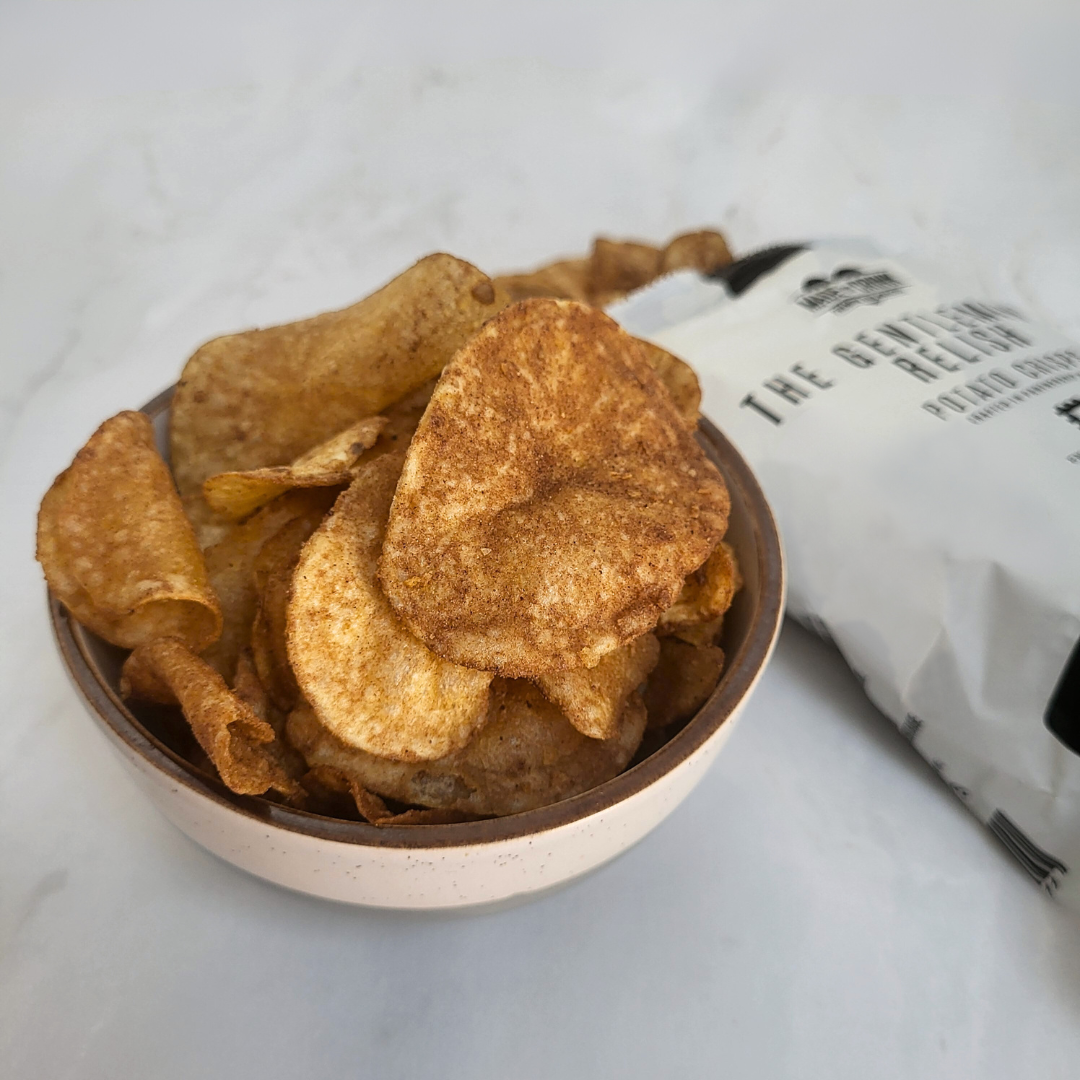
[794,265,907,315]
[1055,397,1080,430]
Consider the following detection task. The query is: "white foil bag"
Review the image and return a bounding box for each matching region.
[611,242,1080,908]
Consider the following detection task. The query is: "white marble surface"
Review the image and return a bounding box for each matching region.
[3,2,1080,1076]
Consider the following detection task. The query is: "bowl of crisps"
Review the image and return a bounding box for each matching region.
[43,239,784,910]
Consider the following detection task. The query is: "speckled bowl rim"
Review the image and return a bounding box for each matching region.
[49,386,784,851]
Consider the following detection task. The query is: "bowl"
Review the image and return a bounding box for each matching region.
[49,387,784,910]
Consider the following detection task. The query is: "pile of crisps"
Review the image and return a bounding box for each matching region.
[37,231,742,824]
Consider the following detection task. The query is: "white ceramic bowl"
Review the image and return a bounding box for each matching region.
[50,388,784,910]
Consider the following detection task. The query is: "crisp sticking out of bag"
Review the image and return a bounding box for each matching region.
[380,299,730,679]
[615,239,1080,911]
[493,228,732,309]
[170,252,503,499]
[37,411,222,651]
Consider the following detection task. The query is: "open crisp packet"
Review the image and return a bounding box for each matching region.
[611,240,1080,911]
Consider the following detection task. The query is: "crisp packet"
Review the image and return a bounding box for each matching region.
[611,241,1080,908]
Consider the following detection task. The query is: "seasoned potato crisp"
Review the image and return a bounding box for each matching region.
[492,228,732,310]
[644,639,727,731]
[121,637,300,798]
[381,299,730,678]
[45,234,744,825]
[37,411,221,651]
[658,541,742,637]
[658,229,733,276]
[200,488,336,682]
[170,253,501,499]
[202,415,387,521]
[634,339,702,428]
[535,633,660,740]
[288,452,492,762]
[587,237,662,306]
[287,679,646,817]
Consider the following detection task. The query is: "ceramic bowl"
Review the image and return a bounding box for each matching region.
[49,387,784,910]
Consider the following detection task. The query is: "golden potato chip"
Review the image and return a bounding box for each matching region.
[493,258,592,303]
[536,633,660,740]
[202,416,387,522]
[361,378,437,463]
[671,616,724,649]
[634,339,702,428]
[250,513,325,711]
[232,647,309,801]
[658,541,742,637]
[286,678,647,817]
[658,229,733,276]
[37,411,222,651]
[200,488,337,682]
[231,647,270,720]
[288,452,492,762]
[121,638,301,798]
[380,299,730,678]
[588,237,662,305]
[170,253,502,500]
[181,489,233,552]
[298,766,477,825]
[643,639,725,730]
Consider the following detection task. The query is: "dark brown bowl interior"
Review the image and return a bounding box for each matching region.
[50,387,784,849]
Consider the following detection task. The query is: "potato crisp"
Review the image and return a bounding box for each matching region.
[122,637,300,799]
[288,452,492,762]
[43,231,743,818]
[202,415,387,522]
[37,411,221,651]
[170,253,502,499]
[286,679,646,818]
[380,299,730,678]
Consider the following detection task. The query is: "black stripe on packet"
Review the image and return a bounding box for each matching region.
[988,811,1068,894]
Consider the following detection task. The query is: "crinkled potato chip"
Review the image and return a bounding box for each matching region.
[170,253,502,500]
[536,633,660,740]
[200,488,337,682]
[588,237,662,306]
[288,452,492,762]
[37,411,222,651]
[492,229,732,312]
[380,299,730,678]
[181,489,233,552]
[286,678,647,817]
[643,639,726,731]
[670,615,724,649]
[493,258,592,304]
[361,378,437,463]
[251,513,325,711]
[202,415,387,521]
[658,229,733,276]
[634,339,702,428]
[658,541,742,637]
[232,647,270,720]
[121,638,300,798]
[232,647,309,800]
[297,764,477,825]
